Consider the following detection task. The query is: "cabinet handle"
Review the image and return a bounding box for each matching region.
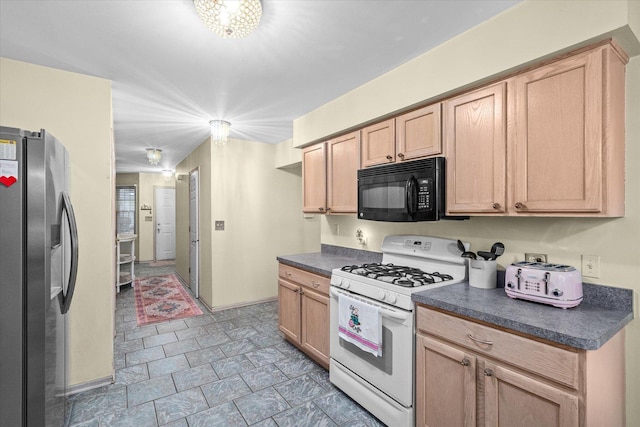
[285,271,292,277]
[467,334,493,346]
[492,203,501,210]
[326,207,331,212]
[312,281,320,288]
[386,155,393,160]
[299,289,305,295]
[319,207,325,212]
[515,202,524,209]
[397,153,405,159]
[460,359,470,366]
[484,368,494,377]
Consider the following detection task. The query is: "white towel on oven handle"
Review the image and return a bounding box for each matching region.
[337,292,382,357]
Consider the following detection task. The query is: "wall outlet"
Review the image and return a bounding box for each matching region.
[582,255,600,278]
[214,220,225,231]
[525,253,547,263]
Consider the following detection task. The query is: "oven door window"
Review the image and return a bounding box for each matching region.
[338,326,393,375]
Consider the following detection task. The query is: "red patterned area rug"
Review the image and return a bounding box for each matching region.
[134,274,203,326]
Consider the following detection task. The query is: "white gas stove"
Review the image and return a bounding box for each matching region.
[329,235,468,427]
[329,236,469,426]
[330,235,468,310]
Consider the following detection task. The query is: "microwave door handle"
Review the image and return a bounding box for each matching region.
[406,175,418,216]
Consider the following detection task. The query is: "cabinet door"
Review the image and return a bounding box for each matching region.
[445,82,507,214]
[278,279,301,343]
[327,131,360,213]
[512,49,603,213]
[302,142,327,213]
[416,335,476,427]
[396,103,442,161]
[300,289,330,368]
[361,119,395,167]
[483,362,579,427]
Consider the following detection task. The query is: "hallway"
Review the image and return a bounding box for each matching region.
[67,262,383,426]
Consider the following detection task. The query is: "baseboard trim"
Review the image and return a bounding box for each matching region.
[66,375,114,397]
[209,296,277,313]
[172,272,276,314]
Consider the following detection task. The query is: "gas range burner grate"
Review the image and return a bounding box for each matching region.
[340,263,454,287]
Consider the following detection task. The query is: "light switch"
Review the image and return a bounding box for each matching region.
[215,220,225,231]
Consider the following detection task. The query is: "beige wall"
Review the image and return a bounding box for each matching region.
[115,173,176,262]
[294,1,640,423]
[176,137,320,309]
[175,138,213,305]
[0,58,115,387]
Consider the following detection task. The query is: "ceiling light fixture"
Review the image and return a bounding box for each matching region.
[146,148,162,165]
[194,0,262,39]
[210,120,231,146]
[162,169,174,181]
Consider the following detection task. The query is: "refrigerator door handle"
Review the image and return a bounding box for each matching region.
[59,191,79,314]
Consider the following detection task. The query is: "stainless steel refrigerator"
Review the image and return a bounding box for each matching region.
[0,127,78,427]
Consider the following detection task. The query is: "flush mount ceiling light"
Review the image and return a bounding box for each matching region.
[162,169,174,181]
[194,0,262,39]
[210,120,231,146]
[146,148,162,165]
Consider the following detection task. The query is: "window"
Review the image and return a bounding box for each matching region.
[115,185,136,235]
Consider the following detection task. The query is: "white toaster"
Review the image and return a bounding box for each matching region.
[505,262,583,309]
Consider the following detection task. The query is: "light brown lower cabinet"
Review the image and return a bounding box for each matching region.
[416,306,625,427]
[277,263,330,369]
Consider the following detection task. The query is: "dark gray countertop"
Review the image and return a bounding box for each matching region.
[277,248,634,351]
[276,244,382,277]
[412,279,633,350]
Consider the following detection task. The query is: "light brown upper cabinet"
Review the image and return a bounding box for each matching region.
[361,103,442,167]
[302,142,326,213]
[302,130,360,214]
[445,83,507,214]
[511,44,626,216]
[327,131,361,213]
[446,41,626,217]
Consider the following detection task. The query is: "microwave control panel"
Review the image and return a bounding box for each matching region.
[417,178,432,210]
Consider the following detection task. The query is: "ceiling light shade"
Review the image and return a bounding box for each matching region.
[146,148,162,165]
[194,0,262,39]
[162,169,174,181]
[210,120,231,146]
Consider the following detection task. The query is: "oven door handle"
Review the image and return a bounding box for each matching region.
[330,288,409,321]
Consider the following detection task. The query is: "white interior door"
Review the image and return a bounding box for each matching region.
[189,170,199,298]
[155,187,176,261]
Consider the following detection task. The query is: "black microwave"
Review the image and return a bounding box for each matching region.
[357,157,465,222]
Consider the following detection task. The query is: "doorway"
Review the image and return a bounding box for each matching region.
[154,187,176,261]
[189,169,199,298]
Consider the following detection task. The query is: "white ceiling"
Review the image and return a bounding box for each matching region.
[0,0,520,173]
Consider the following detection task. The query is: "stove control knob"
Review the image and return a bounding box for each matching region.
[387,293,397,304]
[378,290,386,300]
[342,280,350,289]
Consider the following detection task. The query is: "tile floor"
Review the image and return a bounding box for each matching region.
[66,262,384,426]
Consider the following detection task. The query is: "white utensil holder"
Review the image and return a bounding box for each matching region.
[469,259,497,289]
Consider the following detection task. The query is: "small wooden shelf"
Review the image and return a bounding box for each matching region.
[116,234,137,293]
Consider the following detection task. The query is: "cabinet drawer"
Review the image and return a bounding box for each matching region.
[417,306,579,389]
[278,264,330,295]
